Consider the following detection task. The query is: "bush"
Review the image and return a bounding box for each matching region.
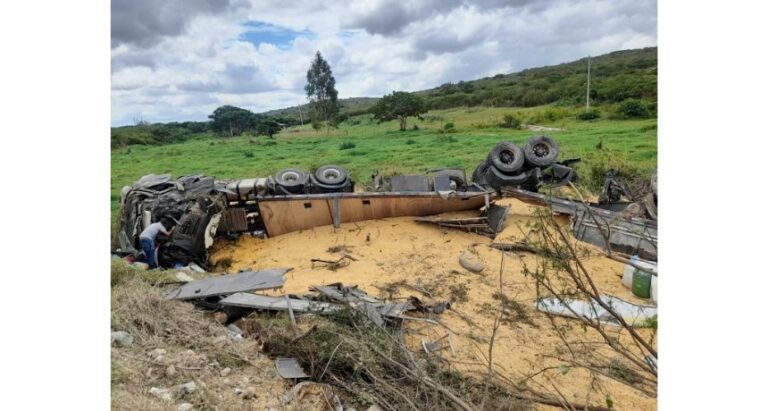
[578,110,601,121]
[500,114,522,129]
[443,122,455,130]
[618,99,651,119]
[243,151,254,158]
[412,124,419,131]
[339,141,356,150]
[405,139,416,145]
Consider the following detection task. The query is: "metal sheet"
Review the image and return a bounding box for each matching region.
[219,293,339,313]
[275,358,309,379]
[165,268,290,300]
[390,175,430,192]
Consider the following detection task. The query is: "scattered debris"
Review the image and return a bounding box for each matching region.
[219,292,339,314]
[111,331,134,347]
[458,251,485,273]
[275,357,309,379]
[415,203,509,238]
[571,209,657,261]
[536,294,657,327]
[165,268,291,300]
[175,381,197,397]
[310,255,356,270]
[422,334,453,354]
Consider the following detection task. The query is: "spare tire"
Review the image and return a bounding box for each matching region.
[484,165,530,189]
[314,165,349,186]
[471,160,491,185]
[488,142,525,173]
[523,136,560,167]
[274,168,308,193]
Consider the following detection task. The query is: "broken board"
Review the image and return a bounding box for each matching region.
[218,292,339,313]
[165,268,290,300]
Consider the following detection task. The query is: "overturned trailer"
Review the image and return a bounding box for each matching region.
[117,135,653,267]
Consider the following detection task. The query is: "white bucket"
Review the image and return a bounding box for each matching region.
[621,256,638,288]
[651,275,658,303]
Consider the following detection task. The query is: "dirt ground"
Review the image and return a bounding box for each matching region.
[209,198,657,410]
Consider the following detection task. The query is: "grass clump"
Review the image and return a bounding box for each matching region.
[339,141,356,150]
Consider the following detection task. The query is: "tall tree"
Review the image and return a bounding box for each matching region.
[304,51,339,130]
[371,91,427,131]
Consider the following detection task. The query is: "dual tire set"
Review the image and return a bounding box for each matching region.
[472,135,575,191]
[273,165,354,195]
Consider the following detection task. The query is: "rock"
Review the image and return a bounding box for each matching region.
[366,405,384,411]
[175,381,197,397]
[132,262,149,270]
[165,365,177,378]
[149,387,174,401]
[459,252,485,273]
[242,386,257,400]
[177,403,194,411]
[220,367,231,377]
[211,335,227,347]
[111,331,134,347]
[234,388,244,396]
[149,348,167,361]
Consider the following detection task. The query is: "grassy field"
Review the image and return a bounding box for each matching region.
[111,106,657,214]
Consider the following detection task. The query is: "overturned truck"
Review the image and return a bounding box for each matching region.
[117,135,653,268]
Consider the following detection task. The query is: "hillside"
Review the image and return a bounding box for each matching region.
[261,47,656,120]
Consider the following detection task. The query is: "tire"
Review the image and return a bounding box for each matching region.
[488,142,525,173]
[434,169,466,190]
[274,168,308,193]
[471,161,491,185]
[309,175,352,193]
[314,165,349,186]
[484,165,530,189]
[523,136,560,167]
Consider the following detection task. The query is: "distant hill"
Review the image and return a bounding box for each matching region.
[260,97,379,119]
[262,47,656,120]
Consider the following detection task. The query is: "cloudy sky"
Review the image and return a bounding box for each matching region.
[111,0,656,126]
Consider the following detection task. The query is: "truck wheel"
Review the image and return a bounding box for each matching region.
[524,136,560,167]
[488,142,525,173]
[275,168,308,193]
[484,165,530,189]
[314,165,349,186]
[471,161,490,185]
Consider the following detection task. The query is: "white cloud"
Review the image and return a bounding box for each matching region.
[111,0,657,125]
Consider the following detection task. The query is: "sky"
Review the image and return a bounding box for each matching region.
[111,0,657,126]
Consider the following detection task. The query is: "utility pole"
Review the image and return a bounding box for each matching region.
[298,103,304,128]
[586,56,591,111]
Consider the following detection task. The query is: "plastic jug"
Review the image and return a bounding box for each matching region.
[621,255,639,288]
[632,269,652,299]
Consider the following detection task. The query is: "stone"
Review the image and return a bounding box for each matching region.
[111,331,134,347]
[149,387,174,401]
[220,367,231,377]
[177,403,194,411]
[242,386,257,400]
[176,381,197,397]
[165,365,177,378]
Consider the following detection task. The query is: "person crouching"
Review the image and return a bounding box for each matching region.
[138,217,175,268]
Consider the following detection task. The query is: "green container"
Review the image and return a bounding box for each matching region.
[632,269,652,299]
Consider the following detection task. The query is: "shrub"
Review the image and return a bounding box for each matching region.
[412,124,419,131]
[405,139,416,145]
[618,99,651,118]
[243,151,254,158]
[578,110,601,120]
[500,114,522,129]
[339,141,356,150]
[443,122,455,130]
